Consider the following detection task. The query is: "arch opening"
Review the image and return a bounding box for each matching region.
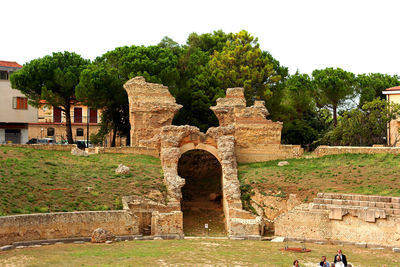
[178,149,226,236]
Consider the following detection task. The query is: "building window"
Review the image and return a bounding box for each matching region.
[53,107,62,123]
[0,71,8,80]
[12,97,28,109]
[74,107,82,123]
[47,128,55,136]
[89,108,98,123]
[76,128,84,136]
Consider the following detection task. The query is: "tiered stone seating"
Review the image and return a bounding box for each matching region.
[310,193,400,222]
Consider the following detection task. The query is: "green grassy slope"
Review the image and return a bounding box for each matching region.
[1,146,399,216]
[0,146,164,216]
[238,153,400,203]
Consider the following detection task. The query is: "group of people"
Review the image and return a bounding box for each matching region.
[292,249,349,267]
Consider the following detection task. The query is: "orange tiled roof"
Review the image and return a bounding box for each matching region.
[384,86,400,91]
[0,61,22,68]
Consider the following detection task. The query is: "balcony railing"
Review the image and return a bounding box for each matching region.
[38,114,99,124]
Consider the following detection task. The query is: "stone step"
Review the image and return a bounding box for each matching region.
[316,193,400,203]
[313,198,400,209]
[310,203,400,215]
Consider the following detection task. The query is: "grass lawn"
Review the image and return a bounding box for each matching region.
[1,146,400,216]
[0,146,164,216]
[238,153,400,202]
[0,239,398,267]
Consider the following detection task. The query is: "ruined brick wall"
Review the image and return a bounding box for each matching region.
[313,145,400,157]
[0,210,138,246]
[211,88,303,162]
[123,77,182,150]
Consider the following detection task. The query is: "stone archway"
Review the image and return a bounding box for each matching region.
[178,149,225,236]
[160,125,262,238]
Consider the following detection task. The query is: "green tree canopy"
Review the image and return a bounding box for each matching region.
[356,73,400,106]
[321,98,400,146]
[284,73,315,120]
[77,45,180,146]
[172,30,232,131]
[312,67,356,127]
[209,30,281,106]
[11,51,88,144]
[76,64,127,146]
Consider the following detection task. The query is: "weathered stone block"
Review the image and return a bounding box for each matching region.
[355,242,367,248]
[0,245,13,251]
[376,202,385,208]
[332,199,344,205]
[151,211,183,237]
[314,198,324,204]
[71,147,88,157]
[329,207,348,220]
[384,203,393,208]
[115,164,130,174]
[91,228,115,243]
[384,208,394,215]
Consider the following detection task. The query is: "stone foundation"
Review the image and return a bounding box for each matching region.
[0,210,138,246]
[96,146,159,157]
[275,193,400,247]
[313,145,400,157]
[0,144,75,151]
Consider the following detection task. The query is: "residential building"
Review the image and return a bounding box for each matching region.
[383,86,400,146]
[28,102,102,143]
[0,61,38,144]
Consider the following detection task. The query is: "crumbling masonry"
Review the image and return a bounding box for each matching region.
[122,77,303,238]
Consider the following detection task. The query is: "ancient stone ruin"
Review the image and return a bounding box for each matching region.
[122,77,303,239]
[2,76,400,248]
[275,193,400,247]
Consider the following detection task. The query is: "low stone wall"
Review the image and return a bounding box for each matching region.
[275,208,400,247]
[0,144,75,151]
[236,144,304,163]
[275,193,400,247]
[0,210,138,246]
[98,146,159,158]
[313,145,400,157]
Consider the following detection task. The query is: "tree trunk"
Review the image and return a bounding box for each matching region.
[65,102,74,144]
[126,131,131,146]
[111,126,117,147]
[333,105,337,127]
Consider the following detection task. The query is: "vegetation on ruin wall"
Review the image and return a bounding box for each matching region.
[1,240,399,266]
[238,153,400,204]
[0,147,164,216]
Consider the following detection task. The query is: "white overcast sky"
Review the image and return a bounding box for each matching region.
[2,0,399,76]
